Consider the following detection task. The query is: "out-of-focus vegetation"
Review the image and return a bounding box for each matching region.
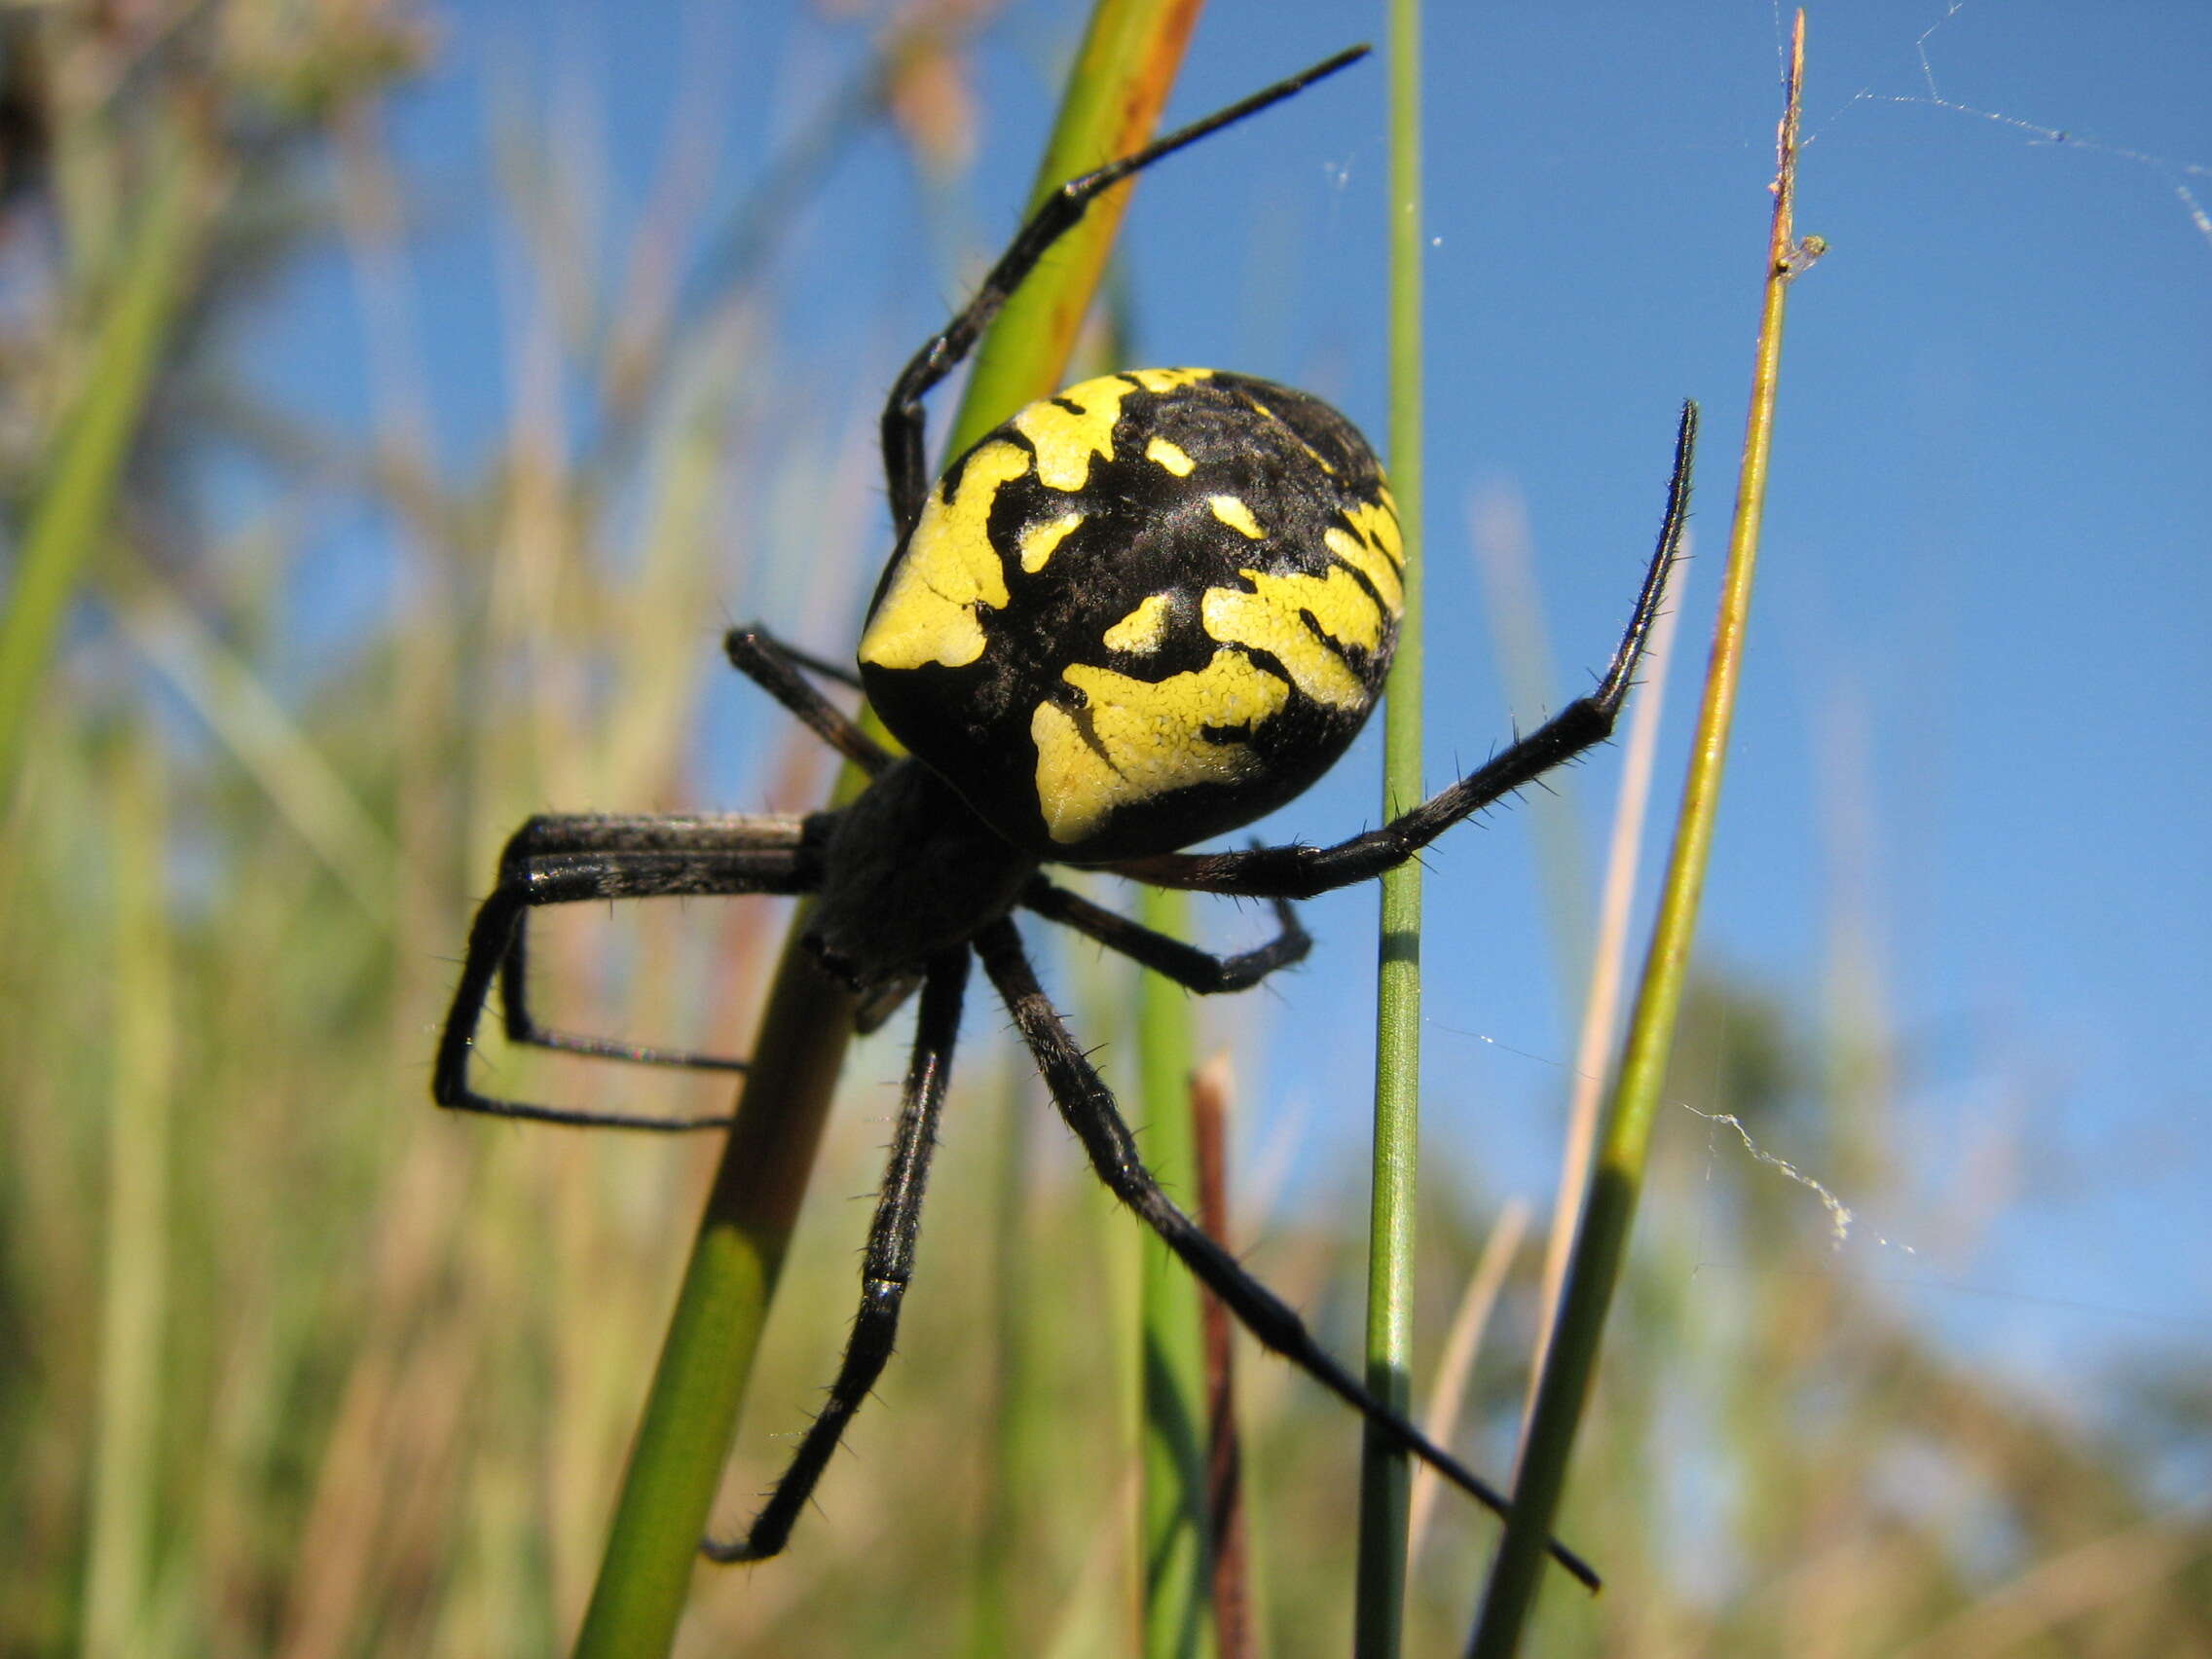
[2,3,2205,1655]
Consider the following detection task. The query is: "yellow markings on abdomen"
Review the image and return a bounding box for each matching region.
[1102,592,1175,655]
[1014,377,1131,491]
[1323,492,1407,618]
[1010,369,1216,490]
[1031,650,1286,845]
[1345,495,1404,566]
[1200,566,1382,711]
[859,440,1031,671]
[1019,510,1085,573]
[1208,496,1265,539]
[1125,367,1212,396]
[1145,437,1195,477]
[1324,528,1402,616]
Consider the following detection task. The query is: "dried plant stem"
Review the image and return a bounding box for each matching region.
[1523,586,1683,1411]
[1467,17,1811,1656]
[1191,1058,1253,1659]
[1407,1201,1531,1563]
[82,735,173,1659]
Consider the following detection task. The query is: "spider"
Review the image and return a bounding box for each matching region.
[435,44,1694,1592]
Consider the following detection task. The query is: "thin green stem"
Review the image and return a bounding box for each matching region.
[1356,1,1424,1652]
[570,8,1213,1653]
[1466,17,1810,1656]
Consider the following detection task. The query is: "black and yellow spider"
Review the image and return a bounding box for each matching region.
[435,46,1693,1589]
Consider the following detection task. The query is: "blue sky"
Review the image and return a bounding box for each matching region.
[250,0,2210,1419]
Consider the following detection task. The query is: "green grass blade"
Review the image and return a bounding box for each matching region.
[1356,1,1425,1651]
[0,141,203,806]
[1466,18,1812,1656]
[81,732,173,1659]
[570,8,1212,1653]
[947,1,1204,456]
[569,936,859,1659]
[971,1065,1040,1659]
[115,573,394,924]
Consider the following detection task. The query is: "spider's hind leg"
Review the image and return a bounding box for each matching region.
[701,947,969,1562]
[972,916,1601,1591]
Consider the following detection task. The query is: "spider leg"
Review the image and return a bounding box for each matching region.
[971,917,1601,1592]
[438,813,827,1131]
[1109,403,1697,902]
[876,46,1370,540]
[723,622,891,774]
[494,814,827,1072]
[1021,877,1310,993]
[702,948,969,1563]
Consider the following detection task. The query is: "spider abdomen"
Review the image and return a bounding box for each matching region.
[859,369,1403,864]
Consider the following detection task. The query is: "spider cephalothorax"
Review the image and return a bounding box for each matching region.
[435,44,1694,1590]
[804,758,1032,1021]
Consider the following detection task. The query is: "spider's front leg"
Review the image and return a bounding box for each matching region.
[1111,402,1698,903]
[970,917,1601,1591]
[436,812,826,1131]
[701,948,969,1562]
[872,47,1370,537]
[721,622,892,776]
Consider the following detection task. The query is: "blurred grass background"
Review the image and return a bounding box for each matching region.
[2,1,2206,1655]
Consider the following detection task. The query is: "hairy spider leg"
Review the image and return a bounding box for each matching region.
[723,622,891,774]
[436,817,822,1130]
[688,893,1319,1564]
[442,620,868,1120]
[493,815,813,1074]
[972,916,1601,1592]
[1107,402,1696,901]
[702,948,969,1562]
[1021,877,1311,992]
[875,45,1370,540]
